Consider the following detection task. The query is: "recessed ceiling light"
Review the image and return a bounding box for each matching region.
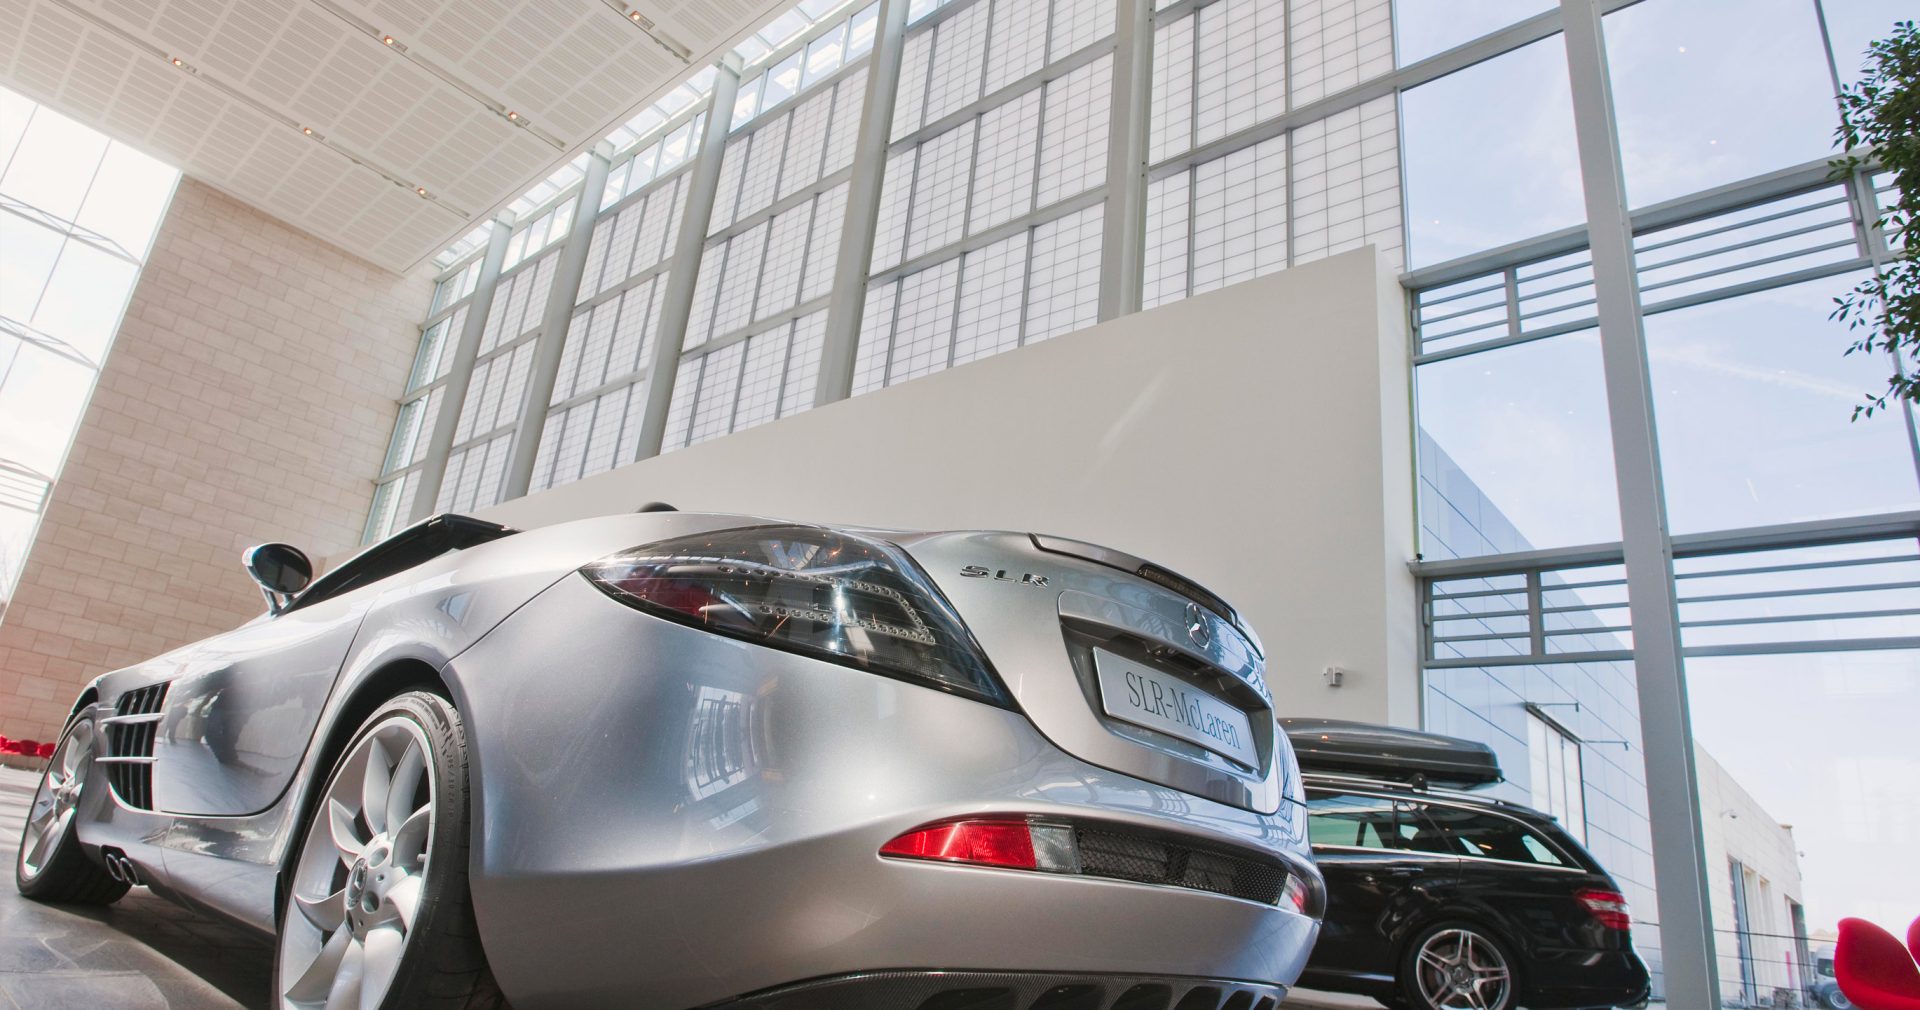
[628,10,643,21]
[301,126,313,135]
[506,111,519,121]
[382,35,396,45]
[170,57,183,66]
[416,187,429,196]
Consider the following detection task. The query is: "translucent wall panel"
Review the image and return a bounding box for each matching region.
[1145,96,1399,307]
[855,203,1102,393]
[1151,0,1288,161]
[437,434,512,514]
[580,174,686,304]
[660,310,828,452]
[528,382,649,494]
[1288,0,1394,104]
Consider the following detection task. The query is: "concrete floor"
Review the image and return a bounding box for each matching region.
[1,765,1374,1010]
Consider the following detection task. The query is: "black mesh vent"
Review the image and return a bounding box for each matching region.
[1074,826,1286,906]
[105,684,167,810]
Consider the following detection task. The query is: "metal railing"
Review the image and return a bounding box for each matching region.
[1407,156,1884,365]
[1417,511,1920,668]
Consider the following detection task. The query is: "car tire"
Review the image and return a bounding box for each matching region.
[14,716,130,905]
[1826,989,1854,1009]
[1397,920,1520,1010]
[272,691,504,1010]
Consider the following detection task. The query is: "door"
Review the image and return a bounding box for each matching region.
[150,590,371,816]
[1306,789,1461,982]
[1415,800,1608,954]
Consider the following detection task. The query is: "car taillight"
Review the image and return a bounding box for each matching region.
[880,819,1081,873]
[582,525,1006,705]
[1282,873,1312,914]
[1577,888,1633,930]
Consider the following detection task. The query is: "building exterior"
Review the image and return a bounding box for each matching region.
[1698,746,1811,1008]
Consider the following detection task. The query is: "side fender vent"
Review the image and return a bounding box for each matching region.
[102,683,168,811]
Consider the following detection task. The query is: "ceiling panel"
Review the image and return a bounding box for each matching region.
[0,0,798,273]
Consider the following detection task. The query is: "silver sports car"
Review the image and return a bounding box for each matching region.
[15,509,1323,1010]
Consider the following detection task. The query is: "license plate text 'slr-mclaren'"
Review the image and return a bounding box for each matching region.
[1093,648,1259,768]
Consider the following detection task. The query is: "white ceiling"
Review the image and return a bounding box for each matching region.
[0,0,791,273]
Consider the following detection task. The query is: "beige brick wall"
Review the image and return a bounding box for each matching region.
[0,178,429,741]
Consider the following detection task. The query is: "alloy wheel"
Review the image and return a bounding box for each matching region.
[278,716,436,1010]
[18,721,95,880]
[1413,927,1513,1010]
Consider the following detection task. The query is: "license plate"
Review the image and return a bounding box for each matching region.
[1093,648,1259,768]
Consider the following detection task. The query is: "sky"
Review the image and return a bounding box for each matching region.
[0,87,178,597]
[1402,0,1919,940]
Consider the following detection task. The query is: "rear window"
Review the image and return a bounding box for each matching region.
[1419,803,1568,866]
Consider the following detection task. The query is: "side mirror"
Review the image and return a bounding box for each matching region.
[243,543,312,614]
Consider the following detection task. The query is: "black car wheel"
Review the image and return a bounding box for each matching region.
[14,717,129,905]
[1825,988,1854,1009]
[272,691,503,1010]
[1399,921,1518,1010]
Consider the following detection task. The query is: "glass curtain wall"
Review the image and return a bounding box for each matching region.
[1408,0,1917,1001]
[370,0,1412,537]
[0,86,178,599]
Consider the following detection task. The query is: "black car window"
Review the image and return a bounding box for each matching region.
[1306,793,1435,851]
[1419,803,1568,866]
[285,515,516,613]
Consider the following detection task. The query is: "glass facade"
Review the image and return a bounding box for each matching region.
[0,86,178,599]
[368,1,1919,1000]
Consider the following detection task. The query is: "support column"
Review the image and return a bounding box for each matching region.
[501,143,615,500]
[635,56,744,458]
[1098,0,1153,321]
[1559,3,1720,1007]
[408,211,515,523]
[814,0,910,407]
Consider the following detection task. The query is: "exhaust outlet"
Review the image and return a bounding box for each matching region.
[99,847,141,886]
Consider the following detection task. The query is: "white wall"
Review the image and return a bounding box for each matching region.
[479,247,1420,726]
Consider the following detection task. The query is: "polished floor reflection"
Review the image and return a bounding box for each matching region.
[0,766,270,1010]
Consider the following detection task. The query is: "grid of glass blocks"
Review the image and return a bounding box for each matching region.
[659,309,829,451]
[1143,0,1402,308]
[852,0,1116,390]
[374,0,1423,539]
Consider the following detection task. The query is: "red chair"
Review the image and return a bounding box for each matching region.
[1836,915,1920,1010]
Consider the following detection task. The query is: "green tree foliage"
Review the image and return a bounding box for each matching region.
[1834,20,1919,419]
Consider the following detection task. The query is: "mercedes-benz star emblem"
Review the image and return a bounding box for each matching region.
[1186,602,1211,648]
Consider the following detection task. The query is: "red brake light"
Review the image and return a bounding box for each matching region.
[1576,888,1633,930]
[881,819,1038,869]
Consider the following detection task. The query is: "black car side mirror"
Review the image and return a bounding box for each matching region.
[244,543,313,615]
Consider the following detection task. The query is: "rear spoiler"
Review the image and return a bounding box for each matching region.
[1282,718,1504,789]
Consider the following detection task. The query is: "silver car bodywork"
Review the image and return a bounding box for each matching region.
[45,511,1322,1008]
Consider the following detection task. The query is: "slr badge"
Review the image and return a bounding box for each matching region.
[961,565,1050,588]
